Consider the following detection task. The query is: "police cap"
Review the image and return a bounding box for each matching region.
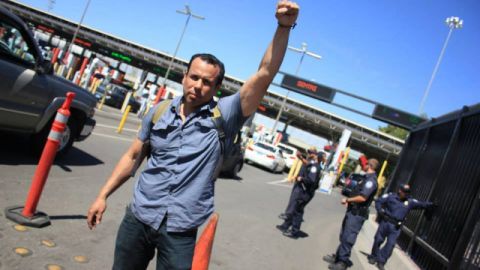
[399,184,411,194]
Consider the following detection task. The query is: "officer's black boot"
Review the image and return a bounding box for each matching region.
[376,262,385,270]
[278,213,287,219]
[276,224,288,233]
[283,229,300,239]
[328,261,347,270]
[367,255,377,265]
[322,254,336,264]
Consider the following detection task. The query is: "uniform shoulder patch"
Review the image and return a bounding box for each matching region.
[382,194,388,198]
[365,181,373,189]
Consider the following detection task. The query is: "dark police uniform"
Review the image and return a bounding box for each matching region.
[334,172,378,267]
[278,159,322,237]
[370,193,432,265]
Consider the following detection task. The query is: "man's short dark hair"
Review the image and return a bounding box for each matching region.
[186,53,225,88]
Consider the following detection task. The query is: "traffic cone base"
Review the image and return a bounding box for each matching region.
[4,206,50,228]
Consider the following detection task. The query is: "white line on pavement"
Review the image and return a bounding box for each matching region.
[96,123,139,133]
[92,132,134,142]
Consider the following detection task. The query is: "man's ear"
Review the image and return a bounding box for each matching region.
[182,72,187,85]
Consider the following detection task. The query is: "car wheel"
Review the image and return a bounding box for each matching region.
[231,161,243,178]
[271,164,278,173]
[31,117,77,157]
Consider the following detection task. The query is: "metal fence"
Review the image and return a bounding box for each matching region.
[386,103,480,270]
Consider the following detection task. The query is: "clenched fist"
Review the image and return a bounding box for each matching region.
[276,0,299,28]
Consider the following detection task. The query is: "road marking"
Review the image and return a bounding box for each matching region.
[267,179,329,194]
[96,123,138,133]
[92,132,134,142]
[267,179,290,184]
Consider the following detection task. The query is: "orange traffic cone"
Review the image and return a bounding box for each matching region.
[192,213,219,270]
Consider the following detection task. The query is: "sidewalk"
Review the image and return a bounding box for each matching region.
[353,214,420,270]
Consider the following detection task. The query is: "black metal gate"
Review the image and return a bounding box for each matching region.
[386,103,480,270]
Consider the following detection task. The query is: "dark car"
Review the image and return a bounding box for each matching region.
[0,6,96,156]
[103,84,140,113]
[220,131,244,178]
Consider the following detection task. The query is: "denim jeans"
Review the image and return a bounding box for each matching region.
[113,206,197,270]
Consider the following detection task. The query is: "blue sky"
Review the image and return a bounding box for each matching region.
[18,0,480,138]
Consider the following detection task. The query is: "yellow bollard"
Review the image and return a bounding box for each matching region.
[97,95,106,110]
[66,67,74,80]
[117,105,131,134]
[335,147,351,186]
[378,160,388,180]
[376,160,388,196]
[89,78,98,92]
[287,159,299,182]
[337,147,351,175]
[92,79,102,95]
[292,159,302,180]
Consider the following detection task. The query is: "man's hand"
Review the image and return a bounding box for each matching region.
[341,198,349,205]
[87,197,107,230]
[276,0,299,27]
[296,176,303,182]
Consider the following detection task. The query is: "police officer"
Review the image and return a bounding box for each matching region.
[276,149,323,239]
[368,184,434,270]
[323,158,379,270]
[278,148,323,220]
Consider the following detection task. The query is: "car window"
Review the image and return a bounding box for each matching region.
[277,145,294,155]
[255,142,276,153]
[0,21,36,65]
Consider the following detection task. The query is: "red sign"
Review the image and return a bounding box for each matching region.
[37,25,55,34]
[74,38,92,48]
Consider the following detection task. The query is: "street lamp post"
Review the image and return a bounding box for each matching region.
[271,42,322,133]
[161,4,204,89]
[418,16,463,114]
[65,0,92,60]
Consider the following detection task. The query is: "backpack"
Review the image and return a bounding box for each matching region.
[130,99,226,179]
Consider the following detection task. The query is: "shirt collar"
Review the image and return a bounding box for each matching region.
[177,96,217,115]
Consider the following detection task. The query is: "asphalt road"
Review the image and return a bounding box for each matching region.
[0,107,414,270]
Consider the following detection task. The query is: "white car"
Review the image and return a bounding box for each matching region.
[277,143,299,170]
[244,142,286,173]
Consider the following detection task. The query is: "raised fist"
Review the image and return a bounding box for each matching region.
[276,1,299,27]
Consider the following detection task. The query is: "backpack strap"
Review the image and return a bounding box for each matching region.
[211,105,226,180]
[152,99,173,125]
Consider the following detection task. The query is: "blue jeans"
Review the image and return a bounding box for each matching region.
[113,206,197,270]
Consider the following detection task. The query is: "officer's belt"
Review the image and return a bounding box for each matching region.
[382,213,402,227]
[348,204,369,217]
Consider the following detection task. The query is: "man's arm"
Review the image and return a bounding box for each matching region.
[239,1,299,117]
[342,195,367,205]
[87,139,144,229]
[410,198,434,210]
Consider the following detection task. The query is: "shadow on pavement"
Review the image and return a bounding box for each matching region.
[50,214,87,220]
[0,133,103,167]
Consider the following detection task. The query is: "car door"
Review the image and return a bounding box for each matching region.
[0,18,51,132]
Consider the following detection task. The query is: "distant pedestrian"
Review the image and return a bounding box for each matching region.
[368,184,435,270]
[323,158,379,270]
[276,149,323,239]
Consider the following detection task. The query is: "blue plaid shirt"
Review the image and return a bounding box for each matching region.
[133,92,245,232]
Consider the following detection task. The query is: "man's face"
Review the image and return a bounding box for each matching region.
[182,57,220,108]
